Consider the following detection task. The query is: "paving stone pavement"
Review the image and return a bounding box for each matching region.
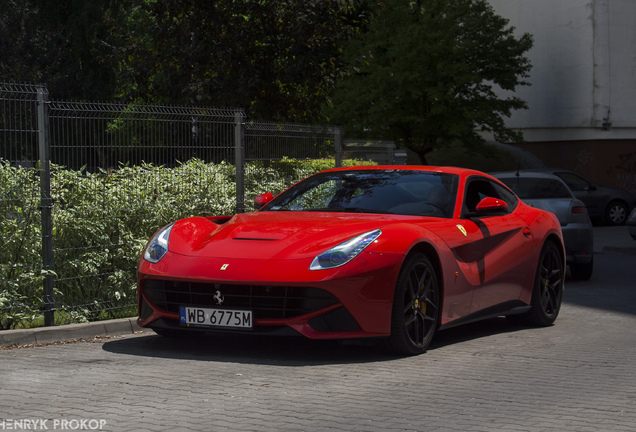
[1,237,635,431]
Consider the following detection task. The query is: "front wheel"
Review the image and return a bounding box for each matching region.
[526,241,564,326]
[386,253,440,356]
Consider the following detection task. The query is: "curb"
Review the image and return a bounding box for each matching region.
[0,317,148,347]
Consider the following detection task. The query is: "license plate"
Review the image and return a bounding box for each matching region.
[179,306,253,330]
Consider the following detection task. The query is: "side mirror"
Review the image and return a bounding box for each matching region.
[254,192,274,208]
[474,197,508,214]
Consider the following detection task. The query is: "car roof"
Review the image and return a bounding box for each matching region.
[525,168,588,177]
[492,171,565,181]
[493,171,578,200]
[323,165,492,178]
[526,168,572,173]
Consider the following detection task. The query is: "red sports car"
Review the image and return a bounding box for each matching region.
[137,166,565,355]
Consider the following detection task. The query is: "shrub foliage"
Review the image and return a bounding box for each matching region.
[0,158,374,329]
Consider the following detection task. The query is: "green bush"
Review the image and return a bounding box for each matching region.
[0,160,46,329]
[0,157,375,328]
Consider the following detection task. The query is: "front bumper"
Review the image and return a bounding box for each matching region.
[137,251,403,339]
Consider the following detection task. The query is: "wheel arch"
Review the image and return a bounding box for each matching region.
[541,233,566,287]
[404,241,445,324]
[545,232,566,262]
[408,241,443,278]
[606,198,628,208]
[385,241,444,355]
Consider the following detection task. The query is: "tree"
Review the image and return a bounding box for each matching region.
[326,0,533,164]
[0,0,124,100]
[112,0,373,122]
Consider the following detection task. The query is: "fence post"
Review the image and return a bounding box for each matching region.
[334,126,343,168]
[234,111,245,213]
[37,86,55,326]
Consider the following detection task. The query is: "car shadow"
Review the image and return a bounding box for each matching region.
[562,253,636,316]
[431,317,528,350]
[102,332,391,366]
[102,317,528,366]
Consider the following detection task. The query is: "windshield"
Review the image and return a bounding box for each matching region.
[499,177,572,199]
[261,170,459,218]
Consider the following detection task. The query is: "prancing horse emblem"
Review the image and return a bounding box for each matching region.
[220,264,229,270]
[213,290,224,305]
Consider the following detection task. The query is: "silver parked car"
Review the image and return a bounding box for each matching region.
[529,169,636,226]
[494,171,594,280]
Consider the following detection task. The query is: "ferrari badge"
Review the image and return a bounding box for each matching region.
[456,224,467,237]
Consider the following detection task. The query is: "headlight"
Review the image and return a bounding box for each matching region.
[310,229,382,270]
[143,223,174,263]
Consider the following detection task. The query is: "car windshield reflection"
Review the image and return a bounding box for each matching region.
[261,170,459,218]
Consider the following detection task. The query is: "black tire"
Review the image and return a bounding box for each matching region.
[526,241,564,327]
[570,257,593,281]
[386,253,440,356]
[605,200,628,225]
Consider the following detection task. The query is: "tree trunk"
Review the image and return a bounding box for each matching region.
[415,147,433,165]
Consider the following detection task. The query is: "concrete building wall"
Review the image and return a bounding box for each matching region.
[487,0,636,192]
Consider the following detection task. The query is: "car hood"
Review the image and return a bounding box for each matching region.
[167,211,426,260]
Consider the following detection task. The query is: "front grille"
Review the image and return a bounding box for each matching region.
[143,279,338,320]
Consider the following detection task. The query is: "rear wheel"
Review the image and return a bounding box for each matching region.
[526,241,564,326]
[386,253,440,356]
[605,200,628,225]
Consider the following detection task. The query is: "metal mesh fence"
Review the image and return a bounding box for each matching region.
[0,83,42,165]
[48,101,241,170]
[0,83,47,329]
[46,102,243,324]
[245,122,337,162]
[0,82,341,329]
[243,122,342,205]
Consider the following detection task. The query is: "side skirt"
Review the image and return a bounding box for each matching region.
[439,301,531,331]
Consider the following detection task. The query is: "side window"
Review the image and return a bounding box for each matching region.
[462,177,518,216]
[464,179,497,213]
[492,182,518,209]
[555,172,589,191]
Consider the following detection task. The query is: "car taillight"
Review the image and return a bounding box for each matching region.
[572,206,587,214]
